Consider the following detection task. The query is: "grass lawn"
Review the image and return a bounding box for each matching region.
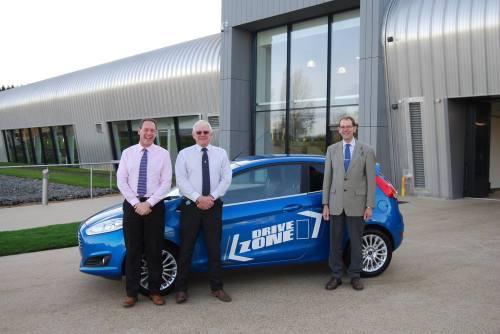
[0,222,79,256]
[0,162,117,189]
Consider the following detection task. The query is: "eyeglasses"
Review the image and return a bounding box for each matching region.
[339,126,354,130]
[196,131,210,135]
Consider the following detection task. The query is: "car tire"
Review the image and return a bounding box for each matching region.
[343,228,393,278]
[139,242,178,296]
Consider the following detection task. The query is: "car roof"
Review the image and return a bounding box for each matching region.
[231,154,325,170]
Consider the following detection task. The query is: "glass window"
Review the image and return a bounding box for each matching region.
[224,164,302,204]
[40,127,56,163]
[13,129,27,163]
[289,108,326,155]
[308,164,324,192]
[4,130,16,162]
[290,17,328,109]
[53,126,68,164]
[111,121,131,156]
[30,128,43,164]
[255,110,286,154]
[156,117,178,161]
[21,129,34,164]
[330,10,360,106]
[177,115,200,150]
[64,125,79,163]
[256,26,288,112]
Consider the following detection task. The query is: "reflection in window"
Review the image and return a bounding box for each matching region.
[4,130,16,162]
[224,164,302,204]
[308,164,324,192]
[54,126,68,164]
[290,17,328,109]
[256,26,288,111]
[331,10,360,106]
[64,125,79,163]
[289,108,326,155]
[21,129,34,164]
[30,128,43,164]
[13,129,26,163]
[111,121,131,155]
[255,110,286,154]
[40,127,56,163]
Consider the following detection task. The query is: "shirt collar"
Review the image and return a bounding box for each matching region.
[343,139,355,148]
[138,143,154,152]
[195,144,212,151]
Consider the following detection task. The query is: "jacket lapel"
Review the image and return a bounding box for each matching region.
[346,143,363,176]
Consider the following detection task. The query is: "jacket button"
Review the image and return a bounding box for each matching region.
[344,178,347,181]
[344,189,347,192]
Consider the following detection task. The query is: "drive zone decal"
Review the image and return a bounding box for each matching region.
[225,211,323,262]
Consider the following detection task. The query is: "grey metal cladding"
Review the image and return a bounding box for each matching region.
[385,0,500,100]
[222,0,333,27]
[0,34,221,163]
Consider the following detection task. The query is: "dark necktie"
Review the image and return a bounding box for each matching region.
[201,147,210,196]
[344,143,351,172]
[137,149,148,196]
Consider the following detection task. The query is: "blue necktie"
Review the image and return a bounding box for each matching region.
[201,148,210,196]
[344,143,351,172]
[137,149,148,196]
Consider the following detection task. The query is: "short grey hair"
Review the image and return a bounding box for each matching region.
[192,119,212,134]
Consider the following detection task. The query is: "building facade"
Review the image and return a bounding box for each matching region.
[1,0,499,199]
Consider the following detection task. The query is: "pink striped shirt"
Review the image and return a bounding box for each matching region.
[117,143,172,207]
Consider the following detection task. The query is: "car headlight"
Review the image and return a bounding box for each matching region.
[86,218,123,235]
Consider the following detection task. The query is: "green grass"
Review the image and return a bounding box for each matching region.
[0,162,117,189]
[0,222,80,256]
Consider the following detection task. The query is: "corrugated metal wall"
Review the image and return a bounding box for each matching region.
[384,0,500,197]
[0,34,221,163]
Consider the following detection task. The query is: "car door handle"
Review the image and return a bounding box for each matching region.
[282,204,303,212]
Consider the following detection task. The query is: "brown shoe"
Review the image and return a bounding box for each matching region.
[149,294,165,305]
[175,291,187,304]
[211,289,232,302]
[351,278,364,291]
[325,278,342,290]
[122,296,137,308]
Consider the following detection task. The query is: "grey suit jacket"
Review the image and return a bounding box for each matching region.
[322,140,376,216]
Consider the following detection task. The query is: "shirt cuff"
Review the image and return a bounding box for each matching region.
[128,198,140,207]
[190,192,201,202]
[210,191,219,200]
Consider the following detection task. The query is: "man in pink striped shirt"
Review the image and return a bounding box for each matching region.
[117,118,172,307]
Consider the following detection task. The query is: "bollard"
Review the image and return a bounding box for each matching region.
[42,168,49,205]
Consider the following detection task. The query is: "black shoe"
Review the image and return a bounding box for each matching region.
[325,278,342,290]
[351,278,364,291]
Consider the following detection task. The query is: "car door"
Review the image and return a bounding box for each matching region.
[221,163,311,266]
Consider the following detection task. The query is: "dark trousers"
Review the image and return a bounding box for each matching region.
[123,200,165,297]
[175,198,223,292]
[329,212,365,279]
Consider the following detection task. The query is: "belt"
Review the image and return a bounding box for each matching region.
[138,197,149,202]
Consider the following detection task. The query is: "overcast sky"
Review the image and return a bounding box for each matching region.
[0,0,221,87]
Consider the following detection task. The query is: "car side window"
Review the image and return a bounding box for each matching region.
[224,164,302,204]
[308,163,324,192]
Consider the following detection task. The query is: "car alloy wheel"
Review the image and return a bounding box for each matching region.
[139,243,178,296]
[361,228,392,278]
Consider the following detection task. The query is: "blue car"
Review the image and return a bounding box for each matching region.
[79,155,404,295]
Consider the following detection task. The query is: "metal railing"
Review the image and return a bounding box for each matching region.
[0,161,120,205]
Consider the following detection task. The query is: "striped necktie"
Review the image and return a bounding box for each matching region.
[344,143,351,172]
[137,149,148,196]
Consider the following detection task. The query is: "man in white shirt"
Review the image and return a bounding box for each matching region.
[174,120,232,303]
[117,119,172,307]
[322,116,375,291]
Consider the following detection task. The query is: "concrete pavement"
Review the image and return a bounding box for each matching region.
[0,196,500,333]
[0,195,123,231]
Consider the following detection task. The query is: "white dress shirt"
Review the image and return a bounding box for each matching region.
[175,144,232,202]
[343,138,356,158]
[117,143,172,207]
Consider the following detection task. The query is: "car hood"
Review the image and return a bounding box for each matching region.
[81,188,181,228]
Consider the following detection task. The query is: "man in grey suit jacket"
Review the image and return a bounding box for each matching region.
[322,116,376,291]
